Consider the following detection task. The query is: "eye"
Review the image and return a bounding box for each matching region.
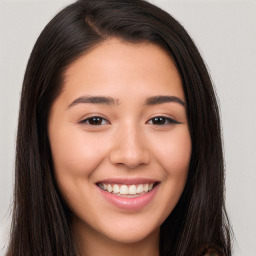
[147,116,181,125]
[80,116,110,126]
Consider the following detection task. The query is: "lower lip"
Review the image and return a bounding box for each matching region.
[97,185,159,211]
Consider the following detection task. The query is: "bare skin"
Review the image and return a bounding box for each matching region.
[48,38,191,256]
[72,219,159,256]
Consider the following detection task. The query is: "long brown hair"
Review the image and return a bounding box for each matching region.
[6,0,232,255]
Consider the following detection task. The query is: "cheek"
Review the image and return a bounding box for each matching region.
[49,125,110,213]
[151,127,191,213]
[49,124,107,182]
[153,127,191,174]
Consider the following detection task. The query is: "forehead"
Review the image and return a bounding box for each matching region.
[61,38,184,103]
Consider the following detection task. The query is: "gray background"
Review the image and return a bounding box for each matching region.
[0,0,255,255]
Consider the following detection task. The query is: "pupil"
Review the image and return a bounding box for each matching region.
[90,117,102,125]
[153,117,165,125]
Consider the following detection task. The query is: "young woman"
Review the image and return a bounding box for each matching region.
[6,0,232,255]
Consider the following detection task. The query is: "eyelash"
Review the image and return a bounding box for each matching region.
[79,116,181,126]
[147,116,181,125]
[80,116,110,126]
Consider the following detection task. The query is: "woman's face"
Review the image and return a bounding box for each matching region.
[48,38,191,244]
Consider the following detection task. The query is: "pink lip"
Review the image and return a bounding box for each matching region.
[96,177,158,185]
[96,183,159,211]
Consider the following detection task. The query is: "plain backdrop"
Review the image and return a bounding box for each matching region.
[0,0,255,255]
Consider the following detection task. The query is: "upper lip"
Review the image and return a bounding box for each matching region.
[96,178,159,185]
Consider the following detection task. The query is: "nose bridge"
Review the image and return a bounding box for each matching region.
[109,120,150,168]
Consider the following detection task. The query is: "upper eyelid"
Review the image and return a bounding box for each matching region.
[79,114,109,122]
[146,116,181,124]
[78,116,110,125]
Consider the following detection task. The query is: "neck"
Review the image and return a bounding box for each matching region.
[72,218,160,256]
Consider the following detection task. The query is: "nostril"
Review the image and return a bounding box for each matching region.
[109,149,150,168]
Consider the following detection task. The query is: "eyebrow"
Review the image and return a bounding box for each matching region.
[68,96,119,108]
[145,95,185,106]
[67,95,185,108]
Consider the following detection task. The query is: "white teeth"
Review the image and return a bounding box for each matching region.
[107,184,112,193]
[120,185,129,194]
[99,182,155,196]
[136,184,144,194]
[129,185,137,195]
[143,184,149,192]
[113,184,119,194]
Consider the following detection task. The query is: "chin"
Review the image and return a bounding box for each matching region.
[104,227,159,244]
[96,216,161,244]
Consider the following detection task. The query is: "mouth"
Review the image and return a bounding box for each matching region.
[96,178,160,210]
[97,182,158,198]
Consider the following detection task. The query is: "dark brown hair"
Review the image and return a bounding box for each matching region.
[6,0,232,255]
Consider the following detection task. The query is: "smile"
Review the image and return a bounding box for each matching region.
[97,183,155,197]
[96,180,159,210]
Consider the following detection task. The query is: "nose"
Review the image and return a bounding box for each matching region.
[109,124,150,169]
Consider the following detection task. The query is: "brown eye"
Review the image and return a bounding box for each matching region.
[80,116,109,126]
[151,117,167,125]
[148,116,181,125]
